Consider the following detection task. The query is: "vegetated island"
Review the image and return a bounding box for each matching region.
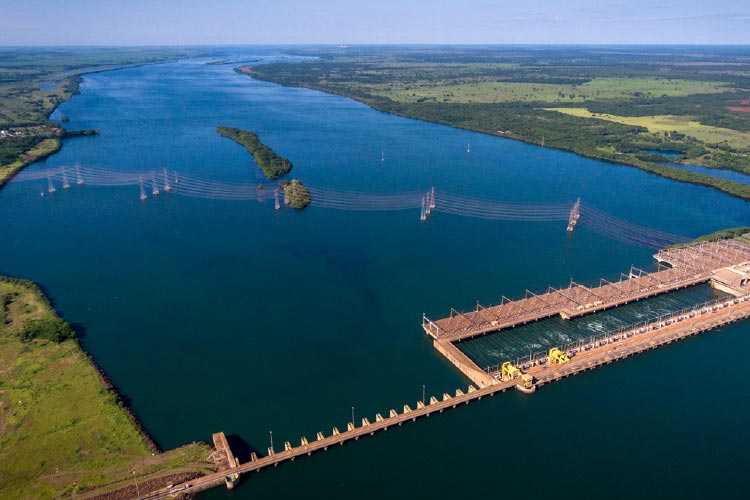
[280,178,312,209]
[0,275,214,499]
[216,125,311,209]
[238,46,750,200]
[216,126,292,179]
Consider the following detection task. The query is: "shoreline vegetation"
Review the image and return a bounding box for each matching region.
[216,125,312,209]
[667,227,750,249]
[237,46,750,200]
[0,275,213,499]
[0,48,199,191]
[0,48,221,500]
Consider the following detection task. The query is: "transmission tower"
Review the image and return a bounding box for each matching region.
[61,167,70,189]
[75,164,84,185]
[420,196,427,221]
[163,168,171,192]
[151,174,160,196]
[274,188,281,210]
[47,175,56,194]
[567,197,581,232]
[139,176,147,200]
[429,187,436,210]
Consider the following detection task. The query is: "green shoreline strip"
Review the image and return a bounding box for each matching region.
[239,66,750,201]
[667,227,750,249]
[0,276,211,499]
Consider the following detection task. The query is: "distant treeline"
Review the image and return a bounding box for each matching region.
[216,126,292,179]
[244,58,750,200]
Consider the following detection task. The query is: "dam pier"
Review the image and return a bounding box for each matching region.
[136,237,750,499]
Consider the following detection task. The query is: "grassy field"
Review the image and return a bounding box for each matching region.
[0,277,212,499]
[246,47,750,196]
[374,77,728,104]
[546,107,750,149]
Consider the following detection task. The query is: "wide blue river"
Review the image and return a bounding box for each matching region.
[1,49,749,499]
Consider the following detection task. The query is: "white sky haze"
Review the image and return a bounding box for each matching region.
[0,0,748,45]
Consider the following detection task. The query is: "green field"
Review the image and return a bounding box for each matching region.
[245,47,750,197]
[375,77,728,104]
[0,277,212,499]
[547,107,750,149]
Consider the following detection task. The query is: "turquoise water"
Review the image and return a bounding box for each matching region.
[458,284,726,368]
[1,49,750,499]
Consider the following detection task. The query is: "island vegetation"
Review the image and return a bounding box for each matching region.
[281,178,312,209]
[216,125,293,179]
[240,46,750,199]
[0,275,213,499]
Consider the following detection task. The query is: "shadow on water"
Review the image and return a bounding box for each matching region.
[226,434,260,464]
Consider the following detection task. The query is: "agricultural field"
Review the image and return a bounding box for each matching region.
[246,46,750,198]
[374,77,728,104]
[547,108,750,150]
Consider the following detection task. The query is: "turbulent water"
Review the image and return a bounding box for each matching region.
[1,49,749,499]
[457,284,726,368]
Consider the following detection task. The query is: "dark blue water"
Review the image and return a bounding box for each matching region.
[2,50,750,499]
[663,161,750,184]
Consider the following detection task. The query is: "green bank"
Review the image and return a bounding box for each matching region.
[0,276,212,499]
[240,47,750,199]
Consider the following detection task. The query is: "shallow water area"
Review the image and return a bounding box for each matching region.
[1,48,750,499]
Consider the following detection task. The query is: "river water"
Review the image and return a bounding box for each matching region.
[1,49,749,499]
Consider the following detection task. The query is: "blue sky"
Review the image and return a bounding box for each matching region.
[1,0,748,45]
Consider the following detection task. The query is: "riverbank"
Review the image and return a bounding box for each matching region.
[667,227,750,249]
[238,47,750,200]
[0,275,212,499]
[0,48,198,192]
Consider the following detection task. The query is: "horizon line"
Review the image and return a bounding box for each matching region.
[1,42,750,49]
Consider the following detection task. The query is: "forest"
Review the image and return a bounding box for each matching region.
[242,46,750,199]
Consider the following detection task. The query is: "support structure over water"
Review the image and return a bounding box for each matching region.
[424,238,750,343]
[134,237,750,500]
[567,197,580,231]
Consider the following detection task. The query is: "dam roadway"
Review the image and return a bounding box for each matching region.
[137,285,750,499]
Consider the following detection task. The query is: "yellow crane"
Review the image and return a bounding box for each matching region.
[501,361,521,381]
[548,347,570,365]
